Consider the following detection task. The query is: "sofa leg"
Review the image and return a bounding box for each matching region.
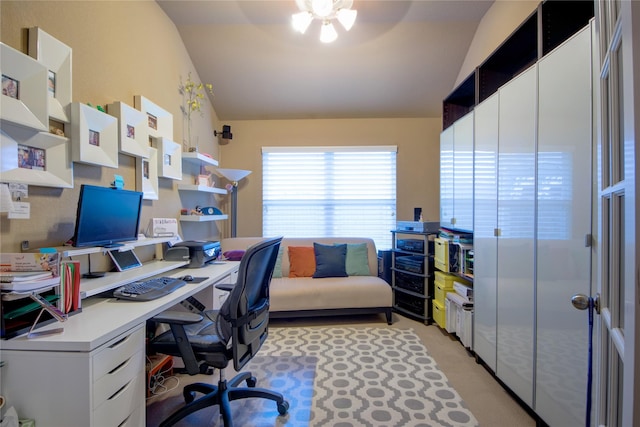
[385,309,393,325]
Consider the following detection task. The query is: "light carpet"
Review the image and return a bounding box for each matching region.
[146,326,479,427]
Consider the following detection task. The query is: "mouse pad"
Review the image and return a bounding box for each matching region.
[187,277,208,283]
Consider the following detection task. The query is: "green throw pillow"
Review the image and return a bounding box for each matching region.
[272,245,284,278]
[345,243,370,276]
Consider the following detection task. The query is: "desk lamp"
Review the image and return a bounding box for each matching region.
[217,168,251,237]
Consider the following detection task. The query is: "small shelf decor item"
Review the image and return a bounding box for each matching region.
[0,43,49,132]
[28,27,72,124]
[136,146,159,200]
[0,128,73,188]
[106,101,150,158]
[134,95,173,140]
[179,72,213,152]
[70,102,119,168]
[151,136,182,180]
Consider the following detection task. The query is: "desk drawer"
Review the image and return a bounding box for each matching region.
[93,371,145,426]
[93,326,144,380]
[93,349,144,409]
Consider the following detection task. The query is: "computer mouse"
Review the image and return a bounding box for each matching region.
[182,275,194,282]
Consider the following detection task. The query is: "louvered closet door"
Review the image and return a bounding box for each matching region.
[535,25,593,427]
[496,65,537,407]
[473,93,499,372]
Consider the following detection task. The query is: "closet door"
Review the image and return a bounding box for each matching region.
[535,25,592,427]
[496,65,537,407]
[453,112,474,231]
[440,126,454,229]
[473,93,499,371]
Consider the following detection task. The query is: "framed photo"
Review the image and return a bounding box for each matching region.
[2,75,19,99]
[28,27,72,123]
[106,101,150,158]
[0,43,49,132]
[134,95,173,139]
[151,136,182,180]
[70,102,118,168]
[18,144,46,170]
[136,146,159,200]
[0,126,73,188]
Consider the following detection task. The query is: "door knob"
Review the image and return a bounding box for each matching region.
[571,293,600,314]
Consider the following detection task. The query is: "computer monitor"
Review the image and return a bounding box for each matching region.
[72,185,143,248]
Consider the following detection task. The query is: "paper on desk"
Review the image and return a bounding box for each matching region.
[0,271,53,282]
[0,275,60,292]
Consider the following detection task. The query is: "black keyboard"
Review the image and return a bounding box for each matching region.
[113,277,187,301]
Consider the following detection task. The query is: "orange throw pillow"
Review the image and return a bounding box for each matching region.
[288,246,316,278]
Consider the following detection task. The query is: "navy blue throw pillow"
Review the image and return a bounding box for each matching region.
[312,242,348,278]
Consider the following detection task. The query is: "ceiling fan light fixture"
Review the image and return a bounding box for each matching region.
[319,21,338,43]
[292,10,313,33]
[311,0,333,17]
[292,0,357,42]
[336,8,357,31]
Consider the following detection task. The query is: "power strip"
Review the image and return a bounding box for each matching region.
[180,296,206,314]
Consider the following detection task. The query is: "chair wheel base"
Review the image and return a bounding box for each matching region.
[246,376,257,387]
[278,400,290,415]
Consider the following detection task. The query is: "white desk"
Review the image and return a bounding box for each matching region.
[1,261,239,427]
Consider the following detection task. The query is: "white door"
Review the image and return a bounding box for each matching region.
[472,93,499,372]
[496,65,537,407]
[536,25,593,427]
[593,1,639,426]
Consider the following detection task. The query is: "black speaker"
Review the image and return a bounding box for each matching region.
[215,125,233,140]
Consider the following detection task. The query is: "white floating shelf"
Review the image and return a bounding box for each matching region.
[57,236,181,258]
[182,151,219,167]
[177,184,226,194]
[180,214,228,222]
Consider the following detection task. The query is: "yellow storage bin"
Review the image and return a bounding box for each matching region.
[434,237,449,271]
[434,271,457,287]
[435,281,454,305]
[432,300,446,329]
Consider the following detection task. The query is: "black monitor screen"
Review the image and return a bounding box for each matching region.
[72,185,144,248]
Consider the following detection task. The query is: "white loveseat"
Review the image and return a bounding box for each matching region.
[220,237,393,324]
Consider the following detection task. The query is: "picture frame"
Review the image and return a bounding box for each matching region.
[151,136,182,180]
[106,101,150,158]
[70,102,118,168]
[136,146,159,200]
[0,124,74,188]
[0,43,49,132]
[134,95,173,140]
[28,27,72,123]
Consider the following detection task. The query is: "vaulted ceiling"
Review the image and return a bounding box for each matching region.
[157,0,494,121]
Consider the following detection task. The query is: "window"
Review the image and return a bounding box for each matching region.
[262,146,397,249]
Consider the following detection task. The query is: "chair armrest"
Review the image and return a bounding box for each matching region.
[153,310,203,325]
[215,283,234,292]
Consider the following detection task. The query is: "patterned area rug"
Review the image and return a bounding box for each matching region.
[146,326,478,427]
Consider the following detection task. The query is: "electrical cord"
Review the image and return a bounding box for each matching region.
[146,356,180,399]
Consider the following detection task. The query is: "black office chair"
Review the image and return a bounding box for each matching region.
[149,236,288,427]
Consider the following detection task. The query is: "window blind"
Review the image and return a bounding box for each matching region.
[262,146,397,250]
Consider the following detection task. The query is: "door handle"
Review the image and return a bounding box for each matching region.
[571,293,600,314]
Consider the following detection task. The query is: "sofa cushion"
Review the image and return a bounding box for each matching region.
[313,243,348,278]
[269,276,392,312]
[344,243,370,276]
[288,246,316,278]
